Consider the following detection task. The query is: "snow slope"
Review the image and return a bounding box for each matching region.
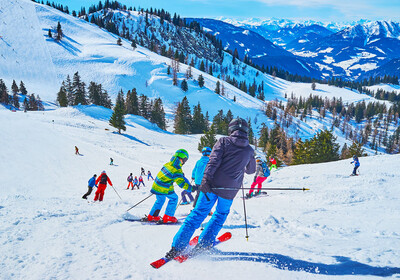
[1,107,400,280]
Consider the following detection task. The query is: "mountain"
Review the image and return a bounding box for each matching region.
[187,18,321,78]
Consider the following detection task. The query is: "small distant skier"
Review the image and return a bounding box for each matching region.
[141,167,146,176]
[132,176,139,189]
[164,117,255,259]
[82,174,97,199]
[75,146,80,155]
[138,175,145,188]
[191,146,211,208]
[351,155,360,176]
[269,156,277,171]
[127,173,133,190]
[246,157,270,198]
[146,149,192,223]
[147,170,154,181]
[94,171,113,202]
[110,158,114,165]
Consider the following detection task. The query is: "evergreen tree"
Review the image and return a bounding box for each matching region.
[11,80,19,94]
[212,110,228,135]
[56,86,68,107]
[131,40,137,49]
[13,93,19,109]
[312,130,340,163]
[173,96,192,134]
[348,141,365,157]
[247,118,254,145]
[258,124,269,150]
[199,61,205,72]
[0,79,9,104]
[215,81,220,95]
[56,21,63,40]
[63,75,74,105]
[150,97,166,130]
[125,88,139,115]
[181,79,188,92]
[23,97,29,112]
[19,81,27,95]
[198,74,205,88]
[72,72,87,105]
[117,37,122,46]
[88,81,101,105]
[109,90,126,134]
[340,143,350,159]
[139,94,150,119]
[29,94,38,111]
[48,29,52,38]
[192,102,207,134]
[198,125,217,152]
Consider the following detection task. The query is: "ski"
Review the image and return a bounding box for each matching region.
[174,232,232,264]
[124,216,183,225]
[244,191,268,199]
[150,235,199,269]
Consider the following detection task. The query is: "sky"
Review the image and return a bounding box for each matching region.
[53,0,400,22]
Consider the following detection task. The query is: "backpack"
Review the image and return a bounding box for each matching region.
[261,161,270,177]
[100,174,108,184]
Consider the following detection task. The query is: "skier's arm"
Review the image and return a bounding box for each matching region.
[107,177,113,186]
[174,170,191,191]
[245,154,256,174]
[191,162,198,180]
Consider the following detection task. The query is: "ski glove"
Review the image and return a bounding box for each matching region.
[200,178,212,193]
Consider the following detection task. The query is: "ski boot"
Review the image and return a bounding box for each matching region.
[162,215,178,224]
[165,247,181,260]
[146,215,161,222]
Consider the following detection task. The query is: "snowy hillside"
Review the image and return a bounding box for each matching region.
[1,106,400,279]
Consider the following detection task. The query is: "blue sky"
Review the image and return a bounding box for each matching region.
[54,0,400,22]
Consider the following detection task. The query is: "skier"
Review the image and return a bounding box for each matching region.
[164,117,255,259]
[110,158,114,165]
[269,156,277,171]
[147,170,154,181]
[82,174,97,199]
[138,175,145,188]
[191,146,211,208]
[246,157,270,198]
[132,176,139,189]
[94,171,113,202]
[75,146,79,155]
[147,149,192,223]
[127,173,133,190]
[141,167,146,176]
[350,155,360,176]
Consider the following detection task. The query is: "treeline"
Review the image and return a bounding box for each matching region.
[0,79,43,111]
[362,87,400,104]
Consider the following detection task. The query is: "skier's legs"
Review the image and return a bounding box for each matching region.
[181,191,188,203]
[187,192,194,202]
[82,187,92,199]
[99,186,106,201]
[197,195,233,248]
[164,192,179,216]
[256,177,267,192]
[249,180,257,195]
[353,166,359,175]
[172,192,217,251]
[150,194,166,216]
[192,185,200,207]
[94,187,101,201]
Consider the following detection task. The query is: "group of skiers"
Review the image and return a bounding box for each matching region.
[126,169,153,190]
[82,171,113,202]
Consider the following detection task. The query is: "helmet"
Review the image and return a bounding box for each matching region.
[255,156,262,163]
[102,170,106,174]
[201,147,212,156]
[228,117,248,135]
[174,149,189,164]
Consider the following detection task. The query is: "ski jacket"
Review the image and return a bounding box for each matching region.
[269,158,277,165]
[88,177,97,188]
[202,130,256,200]
[255,162,265,177]
[133,178,138,184]
[192,156,210,185]
[351,159,360,167]
[96,173,112,187]
[127,175,133,182]
[139,176,144,182]
[151,155,191,195]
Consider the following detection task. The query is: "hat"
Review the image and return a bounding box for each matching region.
[228,117,248,135]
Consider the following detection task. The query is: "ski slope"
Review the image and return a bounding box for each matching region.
[1,107,400,280]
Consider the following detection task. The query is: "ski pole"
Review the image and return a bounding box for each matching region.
[176,197,183,211]
[213,187,310,191]
[126,193,154,212]
[111,185,123,201]
[241,183,249,241]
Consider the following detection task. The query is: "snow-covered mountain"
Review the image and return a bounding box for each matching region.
[1,103,400,280]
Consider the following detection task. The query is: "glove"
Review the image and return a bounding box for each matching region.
[200,178,212,193]
[191,185,198,192]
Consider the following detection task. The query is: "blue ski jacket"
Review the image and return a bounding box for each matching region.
[351,159,360,167]
[88,177,97,188]
[192,156,210,186]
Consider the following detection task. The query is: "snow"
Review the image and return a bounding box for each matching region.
[242,30,250,35]
[1,106,400,280]
[319,48,334,54]
[367,84,400,94]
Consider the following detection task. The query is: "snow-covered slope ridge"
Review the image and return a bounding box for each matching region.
[1,107,400,279]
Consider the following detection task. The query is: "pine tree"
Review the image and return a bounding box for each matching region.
[181,79,188,92]
[117,37,122,46]
[215,81,220,95]
[198,125,217,152]
[109,90,126,134]
[131,40,137,49]
[198,74,205,88]
[29,94,38,111]
[12,93,19,109]
[150,97,166,130]
[19,81,27,95]
[23,97,29,112]
[48,29,52,38]
[173,96,192,134]
[56,21,63,40]
[348,141,365,157]
[0,79,9,104]
[199,61,205,72]
[139,94,150,119]
[192,103,207,134]
[57,86,68,107]
[88,81,101,105]
[72,72,87,105]
[11,80,19,94]
[125,88,139,115]
[247,118,254,145]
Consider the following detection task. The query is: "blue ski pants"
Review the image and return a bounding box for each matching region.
[150,192,178,217]
[172,192,233,251]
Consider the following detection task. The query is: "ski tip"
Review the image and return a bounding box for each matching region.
[150,258,167,269]
[218,232,232,242]
[189,236,199,246]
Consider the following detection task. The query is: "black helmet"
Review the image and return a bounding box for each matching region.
[228,117,248,135]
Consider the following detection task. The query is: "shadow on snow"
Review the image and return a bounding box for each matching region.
[210,250,400,277]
